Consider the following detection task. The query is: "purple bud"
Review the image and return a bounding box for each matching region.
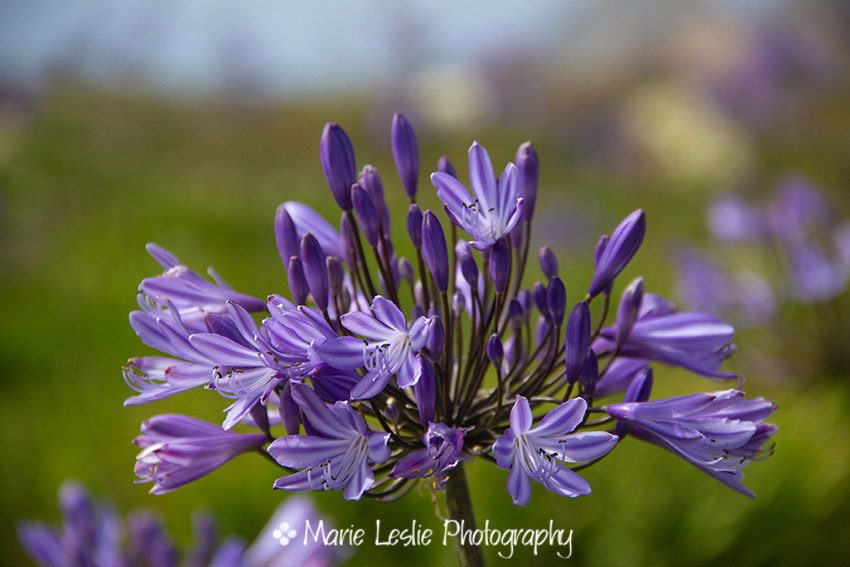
[533,282,549,318]
[624,367,653,403]
[616,277,644,346]
[508,298,525,320]
[427,316,445,358]
[589,210,646,297]
[489,237,511,293]
[457,242,479,288]
[360,165,389,231]
[594,234,609,266]
[517,289,532,314]
[414,355,435,426]
[274,206,299,271]
[421,211,449,293]
[398,257,415,284]
[339,213,357,269]
[547,276,567,326]
[300,233,329,311]
[580,350,598,399]
[565,301,591,385]
[327,256,344,297]
[407,204,423,249]
[452,291,466,316]
[320,122,356,210]
[437,155,457,178]
[351,183,379,247]
[287,257,309,305]
[392,112,419,198]
[515,141,539,221]
[539,246,559,279]
[486,334,504,368]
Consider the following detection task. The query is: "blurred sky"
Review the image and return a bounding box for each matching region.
[0,0,791,98]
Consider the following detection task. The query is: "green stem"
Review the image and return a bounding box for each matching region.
[444,463,485,566]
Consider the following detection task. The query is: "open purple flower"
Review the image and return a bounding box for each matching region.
[390,423,466,489]
[430,141,523,250]
[606,389,777,496]
[493,396,618,505]
[269,385,390,500]
[317,296,431,400]
[140,243,265,332]
[134,414,266,494]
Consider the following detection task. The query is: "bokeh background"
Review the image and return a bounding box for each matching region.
[2,1,850,565]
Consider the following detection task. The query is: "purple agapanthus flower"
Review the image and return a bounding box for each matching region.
[124,112,778,543]
[317,296,431,400]
[390,423,466,489]
[493,396,618,505]
[596,293,737,380]
[606,389,777,496]
[134,414,267,494]
[18,482,345,567]
[430,141,524,250]
[269,385,390,500]
[140,243,265,332]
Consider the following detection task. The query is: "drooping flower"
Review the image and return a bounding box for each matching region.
[606,389,777,496]
[430,141,523,250]
[596,294,737,380]
[134,414,266,494]
[390,423,466,489]
[493,396,618,505]
[269,385,390,500]
[317,296,431,400]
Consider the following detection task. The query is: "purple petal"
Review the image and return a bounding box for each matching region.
[509,396,533,434]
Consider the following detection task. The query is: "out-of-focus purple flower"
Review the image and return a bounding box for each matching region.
[515,142,539,222]
[768,175,831,244]
[280,202,343,259]
[431,141,524,250]
[140,243,265,332]
[406,204,423,249]
[391,423,466,489]
[134,414,266,494]
[606,389,776,496]
[492,396,618,505]
[707,195,769,243]
[392,112,420,199]
[269,385,390,500]
[597,302,737,380]
[675,249,776,326]
[421,210,450,292]
[588,210,646,297]
[320,123,356,210]
[318,296,431,400]
[242,495,348,567]
[787,241,849,302]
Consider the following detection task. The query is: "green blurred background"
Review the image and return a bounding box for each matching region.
[2,1,850,565]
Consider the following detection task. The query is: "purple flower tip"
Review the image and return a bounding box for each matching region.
[392,112,420,199]
[589,210,646,297]
[320,122,356,210]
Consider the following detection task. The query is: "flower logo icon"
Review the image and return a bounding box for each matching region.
[272,521,298,546]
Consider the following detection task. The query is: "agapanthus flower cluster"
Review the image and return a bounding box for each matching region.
[125,113,776,507]
[17,482,343,567]
[677,174,850,323]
